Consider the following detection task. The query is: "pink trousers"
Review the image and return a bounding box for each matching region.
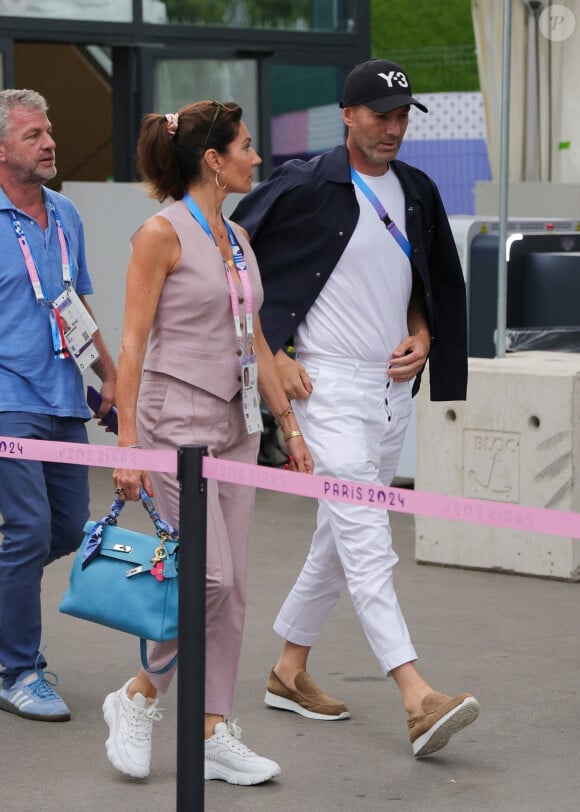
[136,372,260,716]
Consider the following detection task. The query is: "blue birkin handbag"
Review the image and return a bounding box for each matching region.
[60,488,179,658]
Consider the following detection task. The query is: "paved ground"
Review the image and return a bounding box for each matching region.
[1,467,579,812]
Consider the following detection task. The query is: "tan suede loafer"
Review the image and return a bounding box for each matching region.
[408,690,480,757]
[264,669,350,720]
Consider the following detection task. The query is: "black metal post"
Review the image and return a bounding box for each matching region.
[176,445,208,812]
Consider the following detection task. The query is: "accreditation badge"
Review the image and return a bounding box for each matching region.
[241,359,263,435]
[52,286,100,373]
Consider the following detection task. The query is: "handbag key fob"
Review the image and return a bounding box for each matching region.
[150,561,165,581]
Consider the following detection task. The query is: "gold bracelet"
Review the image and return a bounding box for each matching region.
[274,407,294,422]
[284,430,302,442]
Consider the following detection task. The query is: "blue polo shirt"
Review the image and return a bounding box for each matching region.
[0,186,93,418]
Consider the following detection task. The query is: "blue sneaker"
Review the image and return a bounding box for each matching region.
[0,669,71,722]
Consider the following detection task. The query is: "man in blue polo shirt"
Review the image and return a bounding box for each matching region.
[0,89,116,721]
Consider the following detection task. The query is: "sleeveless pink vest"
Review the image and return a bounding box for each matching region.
[140,200,264,401]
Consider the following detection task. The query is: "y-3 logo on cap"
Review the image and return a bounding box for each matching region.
[377,71,409,89]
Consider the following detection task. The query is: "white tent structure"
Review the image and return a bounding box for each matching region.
[472,0,580,183]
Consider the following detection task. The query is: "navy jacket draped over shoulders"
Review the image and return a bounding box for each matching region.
[232,144,467,401]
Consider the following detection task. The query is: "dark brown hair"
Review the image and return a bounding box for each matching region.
[136,100,242,202]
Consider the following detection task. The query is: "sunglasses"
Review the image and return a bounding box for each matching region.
[204,100,229,148]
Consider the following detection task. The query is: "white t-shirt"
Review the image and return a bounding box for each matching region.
[295,167,412,363]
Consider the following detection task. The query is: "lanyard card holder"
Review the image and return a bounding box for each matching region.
[52,286,100,372]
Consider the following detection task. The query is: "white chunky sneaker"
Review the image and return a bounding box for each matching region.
[204,720,281,785]
[103,679,162,778]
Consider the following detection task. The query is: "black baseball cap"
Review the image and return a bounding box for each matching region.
[340,59,428,114]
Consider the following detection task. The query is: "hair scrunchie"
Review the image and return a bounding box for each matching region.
[165,113,179,137]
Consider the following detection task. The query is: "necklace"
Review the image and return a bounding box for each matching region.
[209,223,234,267]
[182,194,238,271]
[208,215,227,235]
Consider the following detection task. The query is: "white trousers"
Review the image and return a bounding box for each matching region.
[273,354,418,675]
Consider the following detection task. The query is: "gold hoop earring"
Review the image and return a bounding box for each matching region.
[215,169,227,191]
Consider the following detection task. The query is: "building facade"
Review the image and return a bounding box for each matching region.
[0,0,369,183]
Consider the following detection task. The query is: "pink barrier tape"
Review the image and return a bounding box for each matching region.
[2,435,580,539]
[203,457,580,539]
[0,436,177,474]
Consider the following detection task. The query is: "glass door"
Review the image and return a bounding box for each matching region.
[140,48,261,181]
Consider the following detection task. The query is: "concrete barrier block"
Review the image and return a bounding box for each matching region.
[415,352,580,580]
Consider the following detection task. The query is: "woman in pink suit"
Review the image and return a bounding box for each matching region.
[104,101,312,786]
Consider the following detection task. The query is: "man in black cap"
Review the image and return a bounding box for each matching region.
[232,59,479,758]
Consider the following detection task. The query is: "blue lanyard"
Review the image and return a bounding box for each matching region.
[350,167,412,259]
[182,193,255,354]
[182,194,243,260]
